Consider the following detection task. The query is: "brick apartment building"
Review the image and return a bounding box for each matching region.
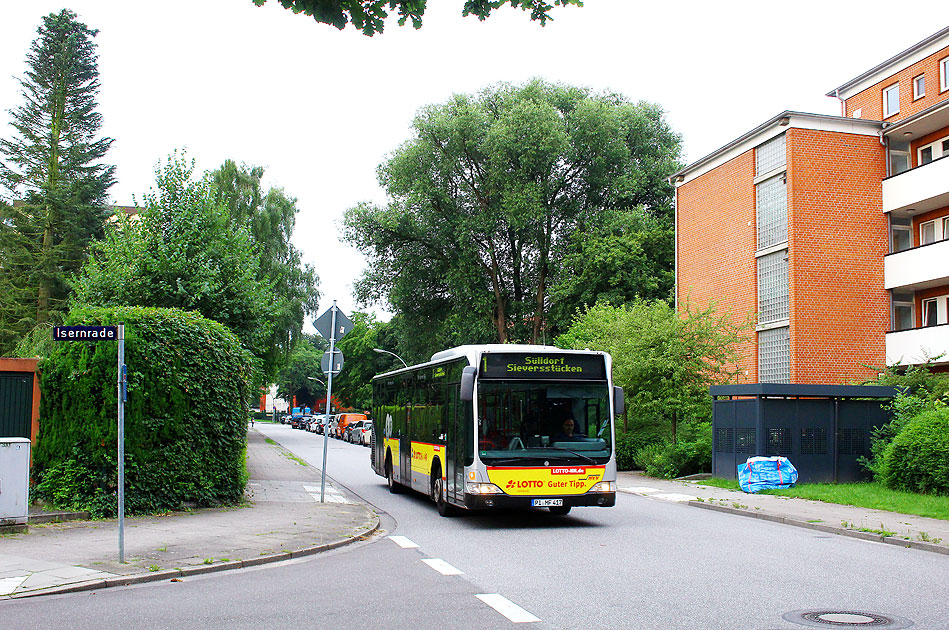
[672,26,949,384]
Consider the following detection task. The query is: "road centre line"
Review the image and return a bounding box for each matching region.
[475,594,541,623]
[388,535,419,548]
[421,558,464,576]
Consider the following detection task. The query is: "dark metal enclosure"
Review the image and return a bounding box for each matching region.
[710,384,897,483]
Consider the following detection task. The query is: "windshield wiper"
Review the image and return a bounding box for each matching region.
[547,447,596,463]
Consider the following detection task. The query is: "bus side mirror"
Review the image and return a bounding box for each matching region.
[460,367,476,402]
[613,386,625,416]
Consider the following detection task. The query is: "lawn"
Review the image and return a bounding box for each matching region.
[696,478,949,521]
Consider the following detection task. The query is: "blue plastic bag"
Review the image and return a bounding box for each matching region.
[737,456,798,493]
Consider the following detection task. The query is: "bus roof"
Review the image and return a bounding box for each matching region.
[372,344,609,380]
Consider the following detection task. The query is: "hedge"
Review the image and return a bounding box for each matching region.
[35,306,253,516]
[881,407,949,496]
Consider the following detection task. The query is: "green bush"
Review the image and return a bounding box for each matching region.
[614,431,662,470]
[35,306,252,517]
[881,407,949,495]
[634,429,712,479]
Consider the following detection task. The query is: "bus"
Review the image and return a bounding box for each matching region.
[370,345,624,516]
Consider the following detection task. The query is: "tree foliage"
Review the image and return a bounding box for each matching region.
[275,333,327,408]
[210,160,320,379]
[253,0,582,36]
[74,152,274,383]
[343,80,681,352]
[0,9,115,353]
[555,300,749,444]
[333,312,396,411]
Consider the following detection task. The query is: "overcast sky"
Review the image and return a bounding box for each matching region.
[1,1,945,322]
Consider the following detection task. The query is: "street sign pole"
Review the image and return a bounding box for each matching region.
[319,304,339,503]
[117,322,126,563]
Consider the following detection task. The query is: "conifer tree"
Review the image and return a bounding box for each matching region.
[0,9,115,353]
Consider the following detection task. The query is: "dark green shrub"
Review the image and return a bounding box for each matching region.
[881,407,949,495]
[35,306,252,517]
[634,427,712,479]
[614,431,662,470]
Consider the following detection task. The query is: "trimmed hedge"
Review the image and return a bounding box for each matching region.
[35,307,252,516]
[881,407,949,496]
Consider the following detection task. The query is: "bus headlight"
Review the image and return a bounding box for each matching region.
[590,481,615,493]
[466,483,503,495]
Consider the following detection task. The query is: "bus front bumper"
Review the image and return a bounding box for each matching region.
[463,492,615,510]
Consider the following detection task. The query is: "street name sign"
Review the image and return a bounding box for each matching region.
[54,325,117,341]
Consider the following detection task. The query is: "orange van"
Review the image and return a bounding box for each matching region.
[335,413,367,439]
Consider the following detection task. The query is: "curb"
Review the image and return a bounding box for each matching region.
[4,515,381,599]
[688,500,949,556]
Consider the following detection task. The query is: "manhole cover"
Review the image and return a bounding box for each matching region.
[783,610,913,629]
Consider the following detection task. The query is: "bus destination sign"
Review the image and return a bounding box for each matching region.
[53,325,118,341]
[481,352,606,380]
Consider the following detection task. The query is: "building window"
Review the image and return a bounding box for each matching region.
[756,174,787,250]
[920,220,936,245]
[919,136,949,165]
[914,74,925,99]
[888,140,911,175]
[892,226,912,252]
[883,83,900,118]
[759,326,790,384]
[756,134,786,176]
[922,298,938,327]
[942,57,949,92]
[758,250,789,324]
[893,291,914,331]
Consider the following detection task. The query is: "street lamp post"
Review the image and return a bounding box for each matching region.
[373,347,408,368]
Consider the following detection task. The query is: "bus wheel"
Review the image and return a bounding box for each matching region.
[386,457,401,494]
[549,506,571,516]
[432,466,455,517]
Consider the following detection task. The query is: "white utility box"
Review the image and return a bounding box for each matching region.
[0,438,30,525]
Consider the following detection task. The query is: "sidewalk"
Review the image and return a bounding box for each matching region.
[617,470,949,555]
[0,429,379,599]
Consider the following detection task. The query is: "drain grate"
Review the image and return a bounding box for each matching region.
[783,610,913,629]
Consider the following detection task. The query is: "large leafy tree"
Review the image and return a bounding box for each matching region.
[556,301,749,443]
[74,152,275,384]
[276,333,327,409]
[210,160,320,379]
[333,312,396,411]
[343,80,681,350]
[253,0,582,36]
[0,10,115,353]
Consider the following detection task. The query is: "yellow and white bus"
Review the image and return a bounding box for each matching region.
[371,345,623,516]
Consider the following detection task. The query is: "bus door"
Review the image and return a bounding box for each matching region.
[446,387,462,502]
[400,407,412,486]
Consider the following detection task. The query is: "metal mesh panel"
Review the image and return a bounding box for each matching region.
[715,427,734,453]
[837,429,866,456]
[735,429,756,454]
[757,251,788,324]
[756,134,786,175]
[756,175,787,249]
[758,326,790,383]
[800,428,828,455]
[766,428,792,455]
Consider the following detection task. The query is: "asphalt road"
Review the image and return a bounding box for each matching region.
[3,423,947,630]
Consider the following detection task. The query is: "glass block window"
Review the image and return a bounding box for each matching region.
[735,429,756,454]
[758,251,789,324]
[756,134,786,175]
[756,174,787,249]
[766,428,792,455]
[800,428,828,455]
[759,326,790,383]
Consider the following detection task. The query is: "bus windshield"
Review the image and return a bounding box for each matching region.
[477,380,612,464]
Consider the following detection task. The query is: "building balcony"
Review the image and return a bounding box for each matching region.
[884,239,949,291]
[882,155,949,217]
[886,324,949,367]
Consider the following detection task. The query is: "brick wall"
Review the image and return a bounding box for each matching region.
[844,45,949,120]
[786,129,888,383]
[676,151,758,382]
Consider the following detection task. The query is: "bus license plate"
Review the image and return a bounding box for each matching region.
[532,499,563,507]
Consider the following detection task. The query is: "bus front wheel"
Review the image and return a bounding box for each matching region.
[431,465,455,517]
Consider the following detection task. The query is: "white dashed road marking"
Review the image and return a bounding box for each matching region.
[421,558,464,576]
[476,593,541,623]
[388,535,419,549]
[303,484,352,504]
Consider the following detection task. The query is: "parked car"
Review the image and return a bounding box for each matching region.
[336,413,367,440]
[343,420,364,443]
[353,421,373,446]
[291,414,311,430]
[307,414,326,433]
[325,416,339,438]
